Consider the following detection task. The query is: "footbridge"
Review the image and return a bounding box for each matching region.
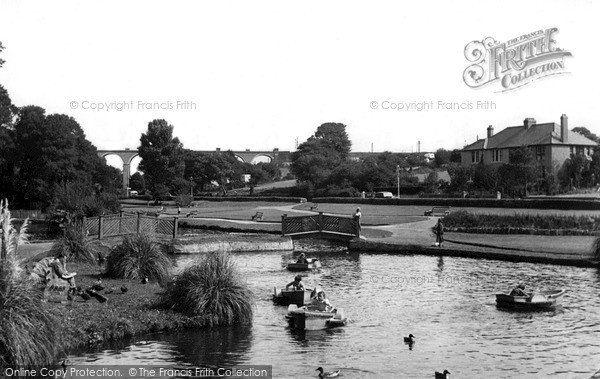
[281,212,360,240]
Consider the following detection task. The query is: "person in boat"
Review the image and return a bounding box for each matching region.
[296,253,308,264]
[309,290,335,312]
[509,283,529,297]
[285,275,305,291]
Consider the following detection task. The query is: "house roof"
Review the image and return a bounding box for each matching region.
[463,121,597,151]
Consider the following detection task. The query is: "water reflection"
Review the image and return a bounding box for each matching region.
[159,327,253,367]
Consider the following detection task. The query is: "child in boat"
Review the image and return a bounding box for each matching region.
[309,290,335,312]
[296,253,308,264]
[509,283,529,297]
[286,275,305,291]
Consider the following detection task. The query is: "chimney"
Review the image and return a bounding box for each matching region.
[487,125,494,138]
[561,114,568,142]
[216,147,221,152]
[524,118,536,130]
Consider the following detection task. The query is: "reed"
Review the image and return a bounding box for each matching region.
[50,220,96,263]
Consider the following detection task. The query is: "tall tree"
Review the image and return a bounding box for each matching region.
[291,123,352,187]
[9,106,111,208]
[572,127,599,143]
[499,146,538,196]
[138,119,184,197]
[0,86,16,199]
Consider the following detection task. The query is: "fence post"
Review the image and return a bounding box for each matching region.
[137,212,141,234]
[98,215,103,240]
[355,216,360,237]
[119,210,123,234]
[318,212,323,233]
[281,214,287,236]
[173,216,178,238]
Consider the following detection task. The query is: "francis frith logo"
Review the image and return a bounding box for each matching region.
[463,27,572,92]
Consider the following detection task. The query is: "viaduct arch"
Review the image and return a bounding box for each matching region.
[97,148,291,192]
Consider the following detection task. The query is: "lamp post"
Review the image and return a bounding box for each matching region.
[396,165,400,198]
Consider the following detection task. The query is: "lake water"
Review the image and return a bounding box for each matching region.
[68,245,600,378]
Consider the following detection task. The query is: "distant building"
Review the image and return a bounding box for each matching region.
[461,114,597,174]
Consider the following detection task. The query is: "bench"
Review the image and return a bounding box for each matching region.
[186,210,199,218]
[310,203,319,211]
[424,206,450,217]
[251,212,264,221]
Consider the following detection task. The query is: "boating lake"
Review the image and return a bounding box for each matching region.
[68,243,600,378]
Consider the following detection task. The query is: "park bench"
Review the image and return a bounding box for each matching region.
[186,210,199,218]
[424,206,450,217]
[310,203,319,211]
[251,211,264,221]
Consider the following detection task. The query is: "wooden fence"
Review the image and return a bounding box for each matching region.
[84,212,178,239]
[281,212,360,238]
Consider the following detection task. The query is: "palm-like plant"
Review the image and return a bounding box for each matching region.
[50,219,96,263]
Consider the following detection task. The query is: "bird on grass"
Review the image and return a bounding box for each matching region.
[141,277,149,284]
[97,252,106,265]
[121,285,128,293]
[315,367,340,378]
[92,279,104,291]
[403,334,415,344]
[435,369,451,379]
[105,287,115,294]
[79,290,91,301]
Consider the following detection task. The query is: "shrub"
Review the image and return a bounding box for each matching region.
[0,199,59,369]
[174,194,194,207]
[105,233,172,284]
[50,220,96,263]
[160,252,254,325]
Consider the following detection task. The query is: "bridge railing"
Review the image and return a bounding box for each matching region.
[84,212,179,239]
[281,212,360,237]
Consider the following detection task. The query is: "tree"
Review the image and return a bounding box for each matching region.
[9,106,110,209]
[0,86,17,199]
[138,119,185,197]
[291,123,352,188]
[447,163,471,192]
[129,172,146,192]
[499,146,538,196]
[434,148,451,167]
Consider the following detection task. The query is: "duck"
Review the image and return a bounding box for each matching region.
[79,291,91,301]
[315,367,340,378]
[141,277,149,284]
[105,287,115,294]
[97,252,106,265]
[403,334,415,344]
[121,285,128,293]
[435,369,451,379]
[92,279,104,291]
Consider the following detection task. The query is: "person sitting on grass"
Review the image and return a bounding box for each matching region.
[50,252,77,290]
[286,275,305,291]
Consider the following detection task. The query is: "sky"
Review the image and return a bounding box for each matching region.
[1,0,598,165]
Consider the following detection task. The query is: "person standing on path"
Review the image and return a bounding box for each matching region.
[354,207,362,234]
[435,218,444,247]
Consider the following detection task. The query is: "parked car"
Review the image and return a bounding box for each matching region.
[375,191,394,198]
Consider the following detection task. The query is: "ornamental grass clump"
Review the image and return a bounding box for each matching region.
[105,233,172,285]
[0,200,59,369]
[161,252,254,326]
[50,220,96,263]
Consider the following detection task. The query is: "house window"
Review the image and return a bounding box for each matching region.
[471,150,481,163]
[570,146,574,155]
[492,149,502,162]
[576,146,584,156]
[535,146,545,161]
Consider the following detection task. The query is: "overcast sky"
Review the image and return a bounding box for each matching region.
[1,0,598,161]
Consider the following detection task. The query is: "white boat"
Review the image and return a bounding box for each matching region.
[286,258,321,271]
[495,289,566,309]
[285,304,347,330]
